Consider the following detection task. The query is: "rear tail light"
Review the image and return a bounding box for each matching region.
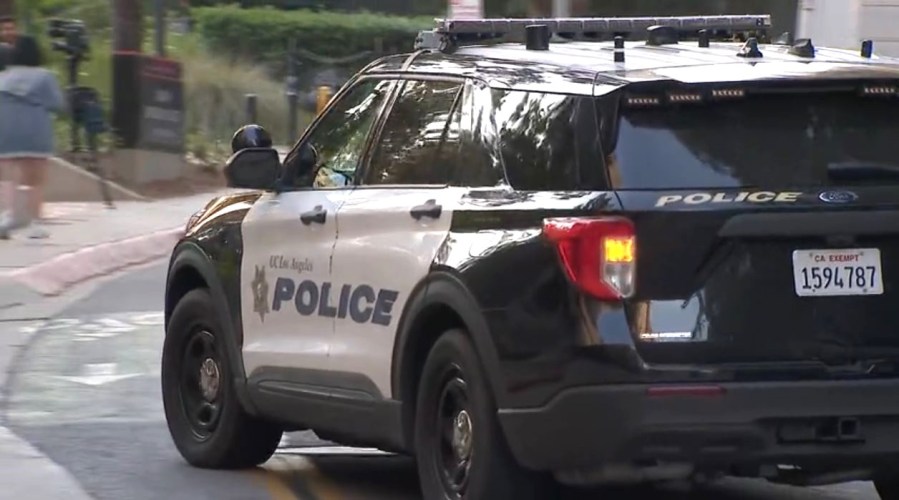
[542,217,636,300]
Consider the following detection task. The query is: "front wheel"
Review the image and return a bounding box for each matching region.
[414,329,553,500]
[162,288,282,469]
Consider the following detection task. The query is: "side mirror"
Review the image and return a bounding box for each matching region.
[223,148,281,190]
[231,124,273,153]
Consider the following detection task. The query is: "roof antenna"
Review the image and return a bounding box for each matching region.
[775,32,794,45]
[525,24,550,51]
[614,36,625,62]
[861,39,874,58]
[737,37,763,58]
[789,38,815,58]
[698,29,710,48]
[647,25,679,46]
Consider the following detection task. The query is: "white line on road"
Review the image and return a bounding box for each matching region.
[52,362,144,386]
[18,311,165,339]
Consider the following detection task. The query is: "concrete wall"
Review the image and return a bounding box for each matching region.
[44,158,144,203]
[107,149,186,186]
[859,0,899,56]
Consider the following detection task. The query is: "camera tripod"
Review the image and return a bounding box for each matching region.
[64,55,115,209]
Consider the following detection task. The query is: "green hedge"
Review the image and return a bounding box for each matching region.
[194,6,433,68]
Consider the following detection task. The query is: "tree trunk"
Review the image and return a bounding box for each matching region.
[111,0,143,52]
[0,0,14,17]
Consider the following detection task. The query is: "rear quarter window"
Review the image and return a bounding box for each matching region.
[495,90,606,191]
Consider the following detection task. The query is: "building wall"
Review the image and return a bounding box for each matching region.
[797,0,899,56]
[859,0,899,55]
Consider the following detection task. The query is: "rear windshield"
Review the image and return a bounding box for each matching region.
[610,92,899,190]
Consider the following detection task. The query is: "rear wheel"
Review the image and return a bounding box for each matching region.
[162,288,282,469]
[414,329,553,500]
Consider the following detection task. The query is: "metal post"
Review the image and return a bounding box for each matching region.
[154,0,166,56]
[551,0,571,18]
[67,56,80,152]
[285,37,298,142]
[246,94,258,124]
[286,37,298,95]
[287,92,298,143]
[316,86,333,114]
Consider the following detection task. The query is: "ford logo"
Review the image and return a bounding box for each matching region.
[819,191,858,204]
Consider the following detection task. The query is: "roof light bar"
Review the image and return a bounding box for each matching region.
[711,88,746,99]
[669,93,703,103]
[863,85,897,95]
[626,96,661,106]
[415,14,772,52]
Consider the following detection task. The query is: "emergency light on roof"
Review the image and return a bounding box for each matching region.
[414,14,772,53]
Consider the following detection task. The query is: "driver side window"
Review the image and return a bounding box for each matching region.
[301,78,393,188]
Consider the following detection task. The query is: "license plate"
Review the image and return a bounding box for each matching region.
[792,248,883,297]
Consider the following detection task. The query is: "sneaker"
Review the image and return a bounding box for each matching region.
[0,211,12,239]
[27,225,49,239]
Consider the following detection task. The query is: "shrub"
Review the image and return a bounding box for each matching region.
[193,6,433,73]
[182,47,312,150]
[44,29,309,155]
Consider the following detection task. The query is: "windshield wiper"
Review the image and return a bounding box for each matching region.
[828,162,899,182]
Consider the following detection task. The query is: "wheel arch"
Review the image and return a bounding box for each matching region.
[391,267,505,450]
[166,242,259,415]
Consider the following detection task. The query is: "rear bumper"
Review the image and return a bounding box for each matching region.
[498,379,899,472]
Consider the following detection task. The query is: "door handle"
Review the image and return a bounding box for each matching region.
[300,205,327,225]
[410,199,442,220]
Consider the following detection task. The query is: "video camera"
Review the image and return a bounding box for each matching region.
[47,19,90,60]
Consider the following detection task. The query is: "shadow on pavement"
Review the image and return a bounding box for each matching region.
[270,452,849,500]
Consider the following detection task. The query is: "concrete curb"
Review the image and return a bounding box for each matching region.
[6,227,184,297]
[46,157,148,203]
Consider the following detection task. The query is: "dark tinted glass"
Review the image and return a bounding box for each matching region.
[611,93,899,190]
[365,79,463,185]
[496,90,604,191]
[449,82,504,187]
[302,78,392,188]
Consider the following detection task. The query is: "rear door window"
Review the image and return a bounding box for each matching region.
[609,92,899,190]
[363,79,463,186]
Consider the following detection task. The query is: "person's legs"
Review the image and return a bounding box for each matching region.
[18,158,49,239]
[0,159,13,238]
[19,157,47,221]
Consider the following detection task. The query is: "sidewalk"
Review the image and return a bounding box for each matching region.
[0,190,235,309]
[0,192,240,500]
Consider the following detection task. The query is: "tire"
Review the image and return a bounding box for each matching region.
[162,288,282,469]
[414,329,554,500]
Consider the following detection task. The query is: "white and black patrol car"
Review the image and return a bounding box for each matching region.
[162,14,899,499]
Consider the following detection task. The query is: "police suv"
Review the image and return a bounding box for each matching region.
[162,14,899,499]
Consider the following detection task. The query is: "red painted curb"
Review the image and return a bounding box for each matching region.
[9,227,185,296]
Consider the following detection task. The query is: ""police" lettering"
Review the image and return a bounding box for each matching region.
[271,278,400,326]
[655,191,802,207]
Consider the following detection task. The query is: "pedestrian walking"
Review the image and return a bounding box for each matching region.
[0,35,65,239]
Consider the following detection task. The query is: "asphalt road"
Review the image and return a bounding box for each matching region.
[0,261,886,499]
